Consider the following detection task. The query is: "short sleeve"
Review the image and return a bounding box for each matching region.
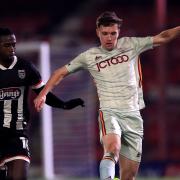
[131,37,153,54]
[65,53,86,73]
[26,62,44,89]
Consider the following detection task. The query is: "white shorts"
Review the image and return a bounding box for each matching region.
[98,109,143,162]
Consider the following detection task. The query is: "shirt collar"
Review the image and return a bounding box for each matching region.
[0,56,17,70]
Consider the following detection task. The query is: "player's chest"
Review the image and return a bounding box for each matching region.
[87,53,131,73]
[0,69,27,88]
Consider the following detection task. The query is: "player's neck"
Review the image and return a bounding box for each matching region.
[0,57,14,68]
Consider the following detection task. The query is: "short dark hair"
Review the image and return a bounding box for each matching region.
[96,11,123,28]
[0,27,14,37]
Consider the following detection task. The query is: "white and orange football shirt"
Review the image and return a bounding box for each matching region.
[66,37,153,112]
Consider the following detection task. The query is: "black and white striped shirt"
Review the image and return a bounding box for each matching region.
[0,56,44,137]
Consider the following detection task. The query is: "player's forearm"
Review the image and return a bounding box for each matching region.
[160,26,180,42]
[153,26,180,46]
[39,67,67,97]
[34,66,69,111]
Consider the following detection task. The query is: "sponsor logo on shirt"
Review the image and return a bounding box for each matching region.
[0,88,21,100]
[96,54,129,72]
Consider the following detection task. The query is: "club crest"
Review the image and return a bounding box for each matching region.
[95,56,102,61]
[18,70,26,79]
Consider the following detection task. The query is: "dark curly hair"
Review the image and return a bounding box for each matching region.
[0,27,14,37]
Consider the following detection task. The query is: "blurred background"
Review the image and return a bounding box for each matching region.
[0,0,179,179]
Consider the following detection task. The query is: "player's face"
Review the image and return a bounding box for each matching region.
[96,24,119,51]
[0,34,16,60]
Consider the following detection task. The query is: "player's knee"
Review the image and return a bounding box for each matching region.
[106,143,120,159]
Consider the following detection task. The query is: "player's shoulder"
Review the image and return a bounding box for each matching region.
[118,36,140,48]
[17,56,30,65]
[119,36,151,43]
[85,46,102,54]
[16,56,35,69]
[118,36,137,43]
[78,47,100,59]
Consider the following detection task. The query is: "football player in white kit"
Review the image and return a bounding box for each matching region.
[34,11,180,180]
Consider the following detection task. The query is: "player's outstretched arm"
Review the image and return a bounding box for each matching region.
[34,66,69,111]
[33,87,84,109]
[153,26,180,47]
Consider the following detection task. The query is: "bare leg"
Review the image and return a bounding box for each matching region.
[6,160,29,180]
[100,133,121,180]
[119,155,140,180]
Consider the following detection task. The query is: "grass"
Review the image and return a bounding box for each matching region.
[137,178,180,180]
[28,177,180,180]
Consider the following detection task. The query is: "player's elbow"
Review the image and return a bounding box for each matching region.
[153,35,168,47]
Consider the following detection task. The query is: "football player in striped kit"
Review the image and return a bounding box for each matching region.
[0,27,84,180]
[34,12,180,180]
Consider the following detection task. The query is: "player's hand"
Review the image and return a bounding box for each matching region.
[63,98,85,110]
[34,95,46,112]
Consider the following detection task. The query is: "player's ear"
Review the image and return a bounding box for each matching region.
[96,28,100,38]
[118,29,120,36]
